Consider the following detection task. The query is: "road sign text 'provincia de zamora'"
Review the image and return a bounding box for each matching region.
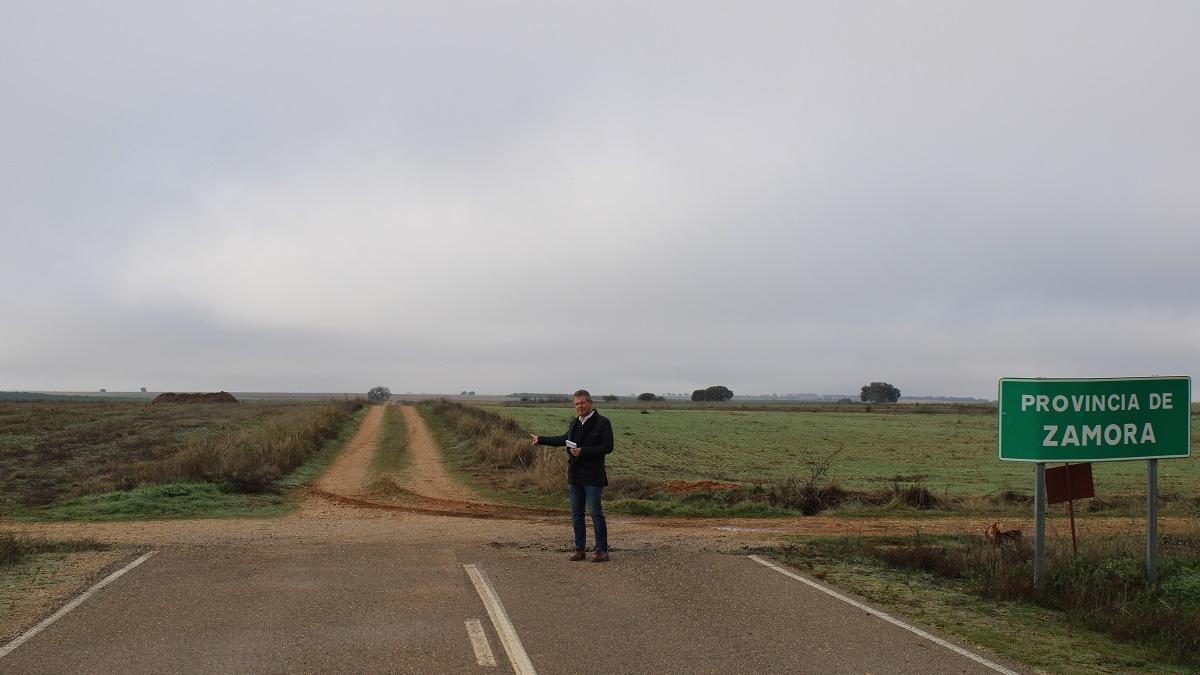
[999,377,1191,463]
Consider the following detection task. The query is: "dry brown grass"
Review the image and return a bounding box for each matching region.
[0,531,109,566]
[1,400,361,507]
[131,400,363,492]
[821,531,1200,666]
[430,400,565,492]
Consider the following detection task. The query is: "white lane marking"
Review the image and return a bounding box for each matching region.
[463,564,536,675]
[0,550,158,659]
[465,619,497,667]
[748,555,1019,675]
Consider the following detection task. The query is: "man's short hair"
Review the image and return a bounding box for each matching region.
[573,389,592,401]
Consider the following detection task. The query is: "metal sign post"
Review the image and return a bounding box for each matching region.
[1147,459,1158,582]
[1034,463,1046,584]
[1066,469,1077,556]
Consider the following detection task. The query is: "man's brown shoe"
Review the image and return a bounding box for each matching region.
[592,551,610,563]
[568,549,586,561]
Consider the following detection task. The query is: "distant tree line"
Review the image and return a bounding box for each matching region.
[515,393,571,403]
[510,393,620,403]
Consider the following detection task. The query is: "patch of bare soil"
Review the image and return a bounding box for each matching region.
[394,406,475,502]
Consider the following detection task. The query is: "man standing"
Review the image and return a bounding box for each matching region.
[530,389,614,562]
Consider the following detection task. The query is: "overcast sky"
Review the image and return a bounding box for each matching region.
[3,2,1198,398]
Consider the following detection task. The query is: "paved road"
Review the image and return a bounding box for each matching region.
[0,536,1022,674]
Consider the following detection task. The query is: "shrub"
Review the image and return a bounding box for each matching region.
[752,477,847,514]
[886,480,940,509]
[133,400,364,492]
[1161,567,1200,609]
[849,532,1200,666]
[429,400,568,493]
[998,489,1032,504]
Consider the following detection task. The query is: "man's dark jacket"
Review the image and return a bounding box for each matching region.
[539,411,614,486]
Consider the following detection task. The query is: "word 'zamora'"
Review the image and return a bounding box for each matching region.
[1042,423,1156,447]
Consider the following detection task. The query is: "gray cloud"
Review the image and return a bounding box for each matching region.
[3,1,1198,397]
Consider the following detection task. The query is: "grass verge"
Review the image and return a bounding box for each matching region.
[372,405,411,477]
[367,405,413,499]
[1,531,109,566]
[0,533,130,645]
[769,533,1200,673]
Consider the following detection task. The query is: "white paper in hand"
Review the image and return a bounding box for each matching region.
[566,440,578,448]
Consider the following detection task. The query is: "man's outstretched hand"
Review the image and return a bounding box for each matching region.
[529,434,539,445]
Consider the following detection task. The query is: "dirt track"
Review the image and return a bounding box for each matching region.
[312,403,385,496]
[394,405,476,502]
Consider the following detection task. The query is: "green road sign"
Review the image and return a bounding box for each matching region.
[999,377,1191,462]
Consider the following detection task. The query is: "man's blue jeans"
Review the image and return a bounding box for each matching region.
[568,483,608,552]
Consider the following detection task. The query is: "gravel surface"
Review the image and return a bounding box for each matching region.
[313,403,385,496]
[394,405,475,502]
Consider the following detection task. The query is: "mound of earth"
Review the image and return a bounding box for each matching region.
[151,391,239,404]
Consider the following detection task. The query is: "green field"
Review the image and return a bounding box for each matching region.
[492,405,1200,498]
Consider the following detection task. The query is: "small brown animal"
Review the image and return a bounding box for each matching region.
[986,522,1023,546]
